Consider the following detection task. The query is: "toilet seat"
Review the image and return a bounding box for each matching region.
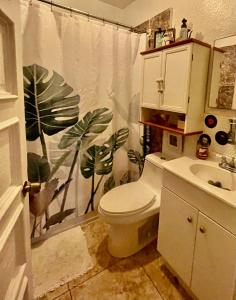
[99,182,156,216]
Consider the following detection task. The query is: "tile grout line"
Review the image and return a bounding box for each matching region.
[141,266,165,300]
[68,258,124,291]
[69,287,73,300]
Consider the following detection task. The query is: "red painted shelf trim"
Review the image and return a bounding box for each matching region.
[139,121,203,136]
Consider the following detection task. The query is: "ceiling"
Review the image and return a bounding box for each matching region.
[98,0,135,9]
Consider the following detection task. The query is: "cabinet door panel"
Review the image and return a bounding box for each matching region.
[157,187,198,285]
[141,53,162,109]
[160,45,192,113]
[191,213,236,300]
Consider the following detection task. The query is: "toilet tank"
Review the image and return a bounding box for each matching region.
[139,152,167,195]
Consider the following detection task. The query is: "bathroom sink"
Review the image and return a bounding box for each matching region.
[163,156,236,209]
[190,163,236,191]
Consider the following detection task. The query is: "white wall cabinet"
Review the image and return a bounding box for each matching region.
[158,186,236,300]
[160,45,192,113]
[140,39,210,134]
[141,52,162,109]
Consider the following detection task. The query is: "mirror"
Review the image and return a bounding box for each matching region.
[208,34,236,111]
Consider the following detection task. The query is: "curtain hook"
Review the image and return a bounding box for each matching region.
[50,0,53,12]
[87,13,90,22]
[102,18,105,26]
[30,0,33,6]
[70,6,72,17]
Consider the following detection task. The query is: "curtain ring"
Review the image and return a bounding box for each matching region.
[87,13,90,22]
[51,0,53,12]
[70,7,72,17]
[102,18,105,26]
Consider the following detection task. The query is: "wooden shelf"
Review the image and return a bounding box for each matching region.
[139,121,203,136]
[140,38,211,56]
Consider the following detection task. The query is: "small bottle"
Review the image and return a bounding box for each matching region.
[179,18,188,40]
[155,28,163,48]
[196,137,209,160]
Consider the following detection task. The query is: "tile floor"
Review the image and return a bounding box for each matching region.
[37,219,193,300]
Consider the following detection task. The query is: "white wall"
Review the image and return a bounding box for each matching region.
[121,0,236,43]
[56,0,124,23]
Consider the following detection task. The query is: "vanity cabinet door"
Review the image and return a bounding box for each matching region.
[157,187,198,285]
[191,213,236,300]
[141,52,162,109]
[160,44,192,113]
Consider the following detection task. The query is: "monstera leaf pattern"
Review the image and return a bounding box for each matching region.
[127,149,144,176]
[82,127,129,213]
[24,64,80,141]
[27,152,50,183]
[81,145,113,178]
[58,108,113,213]
[59,108,113,150]
[105,128,129,154]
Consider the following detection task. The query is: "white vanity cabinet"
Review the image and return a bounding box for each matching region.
[158,187,198,285]
[158,177,236,300]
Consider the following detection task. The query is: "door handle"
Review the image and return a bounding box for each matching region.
[22,181,41,196]
[187,216,193,223]
[199,226,206,234]
[156,78,164,93]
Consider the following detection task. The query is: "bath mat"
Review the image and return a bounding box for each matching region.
[32,226,93,298]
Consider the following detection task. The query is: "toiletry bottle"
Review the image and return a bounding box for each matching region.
[196,137,209,160]
[155,28,163,48]
[179,18,188,40]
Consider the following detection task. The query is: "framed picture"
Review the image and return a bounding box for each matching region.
[163,28,176,45]
[154,29,165,48]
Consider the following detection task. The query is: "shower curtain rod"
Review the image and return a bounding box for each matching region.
[36,0,135,31]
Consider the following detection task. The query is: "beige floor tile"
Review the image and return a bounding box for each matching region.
[69,219,121,289]
[54,291,72,300]
[132,240,160,267]
[35,284,69,300]
[143,256,193,300]
[46,284,69,300]
[70,258,162,300]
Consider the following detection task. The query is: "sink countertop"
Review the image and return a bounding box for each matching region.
[163,156,236,209]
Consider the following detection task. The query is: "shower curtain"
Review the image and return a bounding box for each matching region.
[21,0,145,239]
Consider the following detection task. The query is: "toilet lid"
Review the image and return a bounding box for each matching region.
[99,182,156,215]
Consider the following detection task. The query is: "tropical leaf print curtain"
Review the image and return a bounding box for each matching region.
[21,0,144,239]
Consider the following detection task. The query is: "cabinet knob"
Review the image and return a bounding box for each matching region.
[187,216,193,223]
[199,226,206,234]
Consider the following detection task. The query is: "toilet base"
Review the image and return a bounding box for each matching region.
[107,214,159,258]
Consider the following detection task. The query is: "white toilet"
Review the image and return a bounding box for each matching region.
[98,152,166,258]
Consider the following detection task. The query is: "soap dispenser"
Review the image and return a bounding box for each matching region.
[179,18,188,40]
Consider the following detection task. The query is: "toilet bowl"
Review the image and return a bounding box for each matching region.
[98,152,166,258]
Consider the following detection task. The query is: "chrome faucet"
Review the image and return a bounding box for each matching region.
[228,118,236,145]
[219,155,236,173]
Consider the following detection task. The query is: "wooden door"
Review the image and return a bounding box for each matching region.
[160,44,192,113]
[191,213,236,300]
[141,52,162,109]
[0,2,32,300]
[157,187,198,285]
